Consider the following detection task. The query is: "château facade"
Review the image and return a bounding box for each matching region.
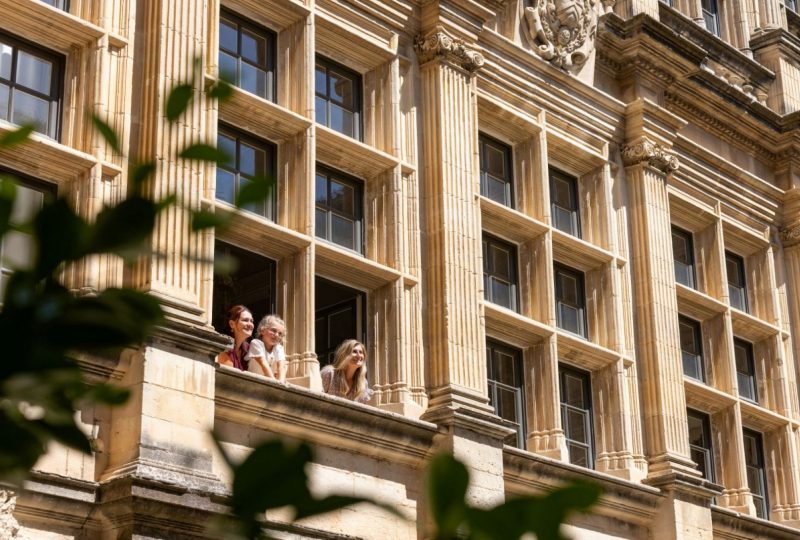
[2,0,800,538]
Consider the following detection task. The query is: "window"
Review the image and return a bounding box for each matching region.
[315,57,361,140]
[560,365,594,468]
[479,134,513,208]
[482,235,518,311]
[0,176,50,306]
[550,168,580,237]
[726,251,748,312]
[743,429,769,519]
[212,241,276,335]
[734,338,757,402]
[315,166,364,253]
[672,227,696,288]
[687,409,714,481]
[555,265,586,338]
[219,10,275,101]
[40,0,69,10]
[679,316,704,382]
[217,127,276,219]
[702,0,720,36]
[315,277,365,366]
[486,341,525,448]
[0,33,63,139]
[787,0,798,12]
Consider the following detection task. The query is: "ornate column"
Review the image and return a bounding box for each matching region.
[414,24,511,513]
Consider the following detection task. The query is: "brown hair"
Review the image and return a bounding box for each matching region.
[226,305,251,336]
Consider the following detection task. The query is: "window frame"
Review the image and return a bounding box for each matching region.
[0,31,64,140]
[687,409,715,482]
[216,124,277,220]
[549,168,581,238]
[218,9,277,102]
[734,338,758,403]
[554,264,587,338]
[315,56,362,141]
[482,234,519,312]
[559,364,594,469]
[315,165,365,254]
[743,428,769,519]
[702,0,721,36]
[486,340,526,448]
[679,316,705,382]
[726,251,748,313]
[672,226,696,289]
[478,133,514,208]
[41,0,70,11]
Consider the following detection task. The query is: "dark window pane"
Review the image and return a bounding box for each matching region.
[0,83,8,120]
[12,90,51,134]
[316,57,360,140]
[240,63,267,98]
[484,144,506,177]
[218,52,237,83]
[497,387,518,422]
[566,409,587,442]
[315,96,327,125]
[316,167,363,253]
[329,70,355,108]
[486,177,507,205]
[491,279,512,309]
[329,180,354,214]
[240,28,267,64]
[215,169,235,204]
[315,208,327,238]
[486,341,525,449]
[329,104,355,138]
[483,235,518,311]
[219,12,274,101]
[315,65,327,95]
[217,134,236,167]
[552,176,573,207]
[331,214,355,250]
[315,174,328,205]
[494,351,516,385]
[219,19,238,52]
[215,128,275,218]
[239,143,266,177]
[564,373,585,408]
[568,444,589,467]
[491,244,511,277]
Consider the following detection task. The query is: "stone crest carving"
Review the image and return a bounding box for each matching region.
[621,140,679,173]
[524,0,604,73]
[781,223,800,246]
[414,26,485,72]
[0,490,19,538]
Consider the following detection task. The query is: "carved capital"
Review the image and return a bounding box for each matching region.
[781,223,800,247]
[621,140,679,173]
[414,26,485,72]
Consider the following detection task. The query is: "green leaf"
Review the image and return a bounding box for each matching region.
[293,495,371,521]
[0,177,17,238]
[85,383,130,406]
[427,453,469,538]
[0,410,47,487]
[35,418,93,454]
[131,162,156,188]
[236,175,274,210]
[213,252,239,275]
[191,209,232,231]
[0,125,34,148]
[208,79,233,100]
[166,83,194,122]
[91,114,121,154]
[87,196,158,256]
[179,143,229,164]
[34,199,90,277]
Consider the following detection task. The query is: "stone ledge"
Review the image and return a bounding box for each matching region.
[712,505,800,539]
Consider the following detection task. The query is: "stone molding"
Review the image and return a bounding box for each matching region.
[782,223,800,246]
[621,139,680,173]
[414,26,485,72]
[0,490,18,539]
[524,0,605,73]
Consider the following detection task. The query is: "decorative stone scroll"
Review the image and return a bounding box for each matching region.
[524,0,605,73]
[414,26,485,72]
[621,140,680,173]
[781,223,800,246]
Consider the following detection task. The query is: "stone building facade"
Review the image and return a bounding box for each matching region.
[1,0,800,538]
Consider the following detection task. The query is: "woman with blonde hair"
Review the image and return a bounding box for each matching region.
[320,339,373,403]
[245,314,288,382]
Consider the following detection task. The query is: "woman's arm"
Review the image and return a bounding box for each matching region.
[275,345,287,383]
[246,340,276,379]
[217,351,233,367]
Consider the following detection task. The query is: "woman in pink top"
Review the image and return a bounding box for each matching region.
[217,305,253,371]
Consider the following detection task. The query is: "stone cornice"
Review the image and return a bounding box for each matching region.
[414,26,485,72]
[621,139,679,173]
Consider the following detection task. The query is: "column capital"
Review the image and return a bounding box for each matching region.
[621,138,680,173]
[781,223,800,247]
[414,26,485,72]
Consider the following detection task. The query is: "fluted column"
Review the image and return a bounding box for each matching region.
[757,0,784,31]
[415,26,490,413]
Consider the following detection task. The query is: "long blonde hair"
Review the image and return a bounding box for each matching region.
[330,339,368,401]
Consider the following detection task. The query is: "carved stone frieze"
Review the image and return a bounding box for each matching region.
[782,223,800,246]
[524,0,606,73]
[0,490,19,538]
[414,26,485,72]
[621,140,679,173]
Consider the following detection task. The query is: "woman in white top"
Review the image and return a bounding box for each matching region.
[245,314,287,382]
[320,339,372,403]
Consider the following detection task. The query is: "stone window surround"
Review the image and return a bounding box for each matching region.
[219,8,277,103]
[314,55,362,141]
[314,164,365,255]
[478,132,515,209]
[687,407,716,481]
[216,124,277,220]
[482,232,520,313]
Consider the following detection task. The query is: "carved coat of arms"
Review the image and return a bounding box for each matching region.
[524,0,602,73]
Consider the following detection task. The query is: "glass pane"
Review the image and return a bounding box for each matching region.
[239,177,265,216]
[554,206,576,236]
[682,352,701,380]
[746,466,763,495]
[559,304,581,334]
[491,278,512,309]
[240,29,267,64]
[0,83,9,121]
[679,321,698,354]
[734,343,751,373]
[329,104,355,138]
[568,444,589,467]
[484,143,506,177]
[315,65,327,95]
[0,43,12,80]
[687,415,704,446]
[12,90,50,135]
[329,70,354,108]
[315,208,327,239]
[675,261,693,288]
[219,19,238,53]
[217,134,236,168]
[16,50,52,94]
[672,232,689,263]
[497,387,518,423]
[558,272,578,304]
[726,256,743,286]
[690,447,708,478]
[240,64,267,98]
[11,184,44,223]
[238,143,265,177]
[567,409,587,442]
[331,214,355,250]
[215,169,235,204]
[218,52,237,84]
[329,180,354,215]
[315,174,328,205]
[564,373,585,407]
[315,96,328,126]
[490,244,510,278]
[738,372,755,401]
[486,176,508,206]
[494,351,516,385]
[552,176,574,208]
[2,230,34,269]
[729,284,746,311]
